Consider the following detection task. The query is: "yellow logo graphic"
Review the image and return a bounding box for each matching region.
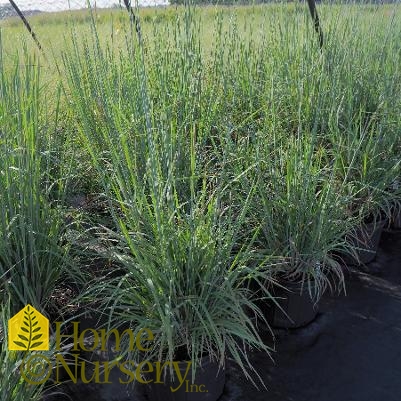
[8,304,49,351]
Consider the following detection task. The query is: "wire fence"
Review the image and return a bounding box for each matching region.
[0,0,324,66]
[0,0,166,19]
[0,0,161,56]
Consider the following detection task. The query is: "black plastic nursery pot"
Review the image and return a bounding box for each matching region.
[344,218,386,265]
[391,206,401,229]
[269,281,318,329]
[145,357,225,401]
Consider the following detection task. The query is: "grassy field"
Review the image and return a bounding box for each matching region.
[1,2,401,399]
[1,4,399,75]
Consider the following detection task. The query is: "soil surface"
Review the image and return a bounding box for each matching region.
[44,229,401,401]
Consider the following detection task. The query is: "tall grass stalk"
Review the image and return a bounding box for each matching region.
[0,39,75,312]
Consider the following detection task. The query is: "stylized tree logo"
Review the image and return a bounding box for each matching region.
[13,305,44,350]
[8,304,49,351]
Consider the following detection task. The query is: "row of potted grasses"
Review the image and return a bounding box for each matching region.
[1,4,401,400]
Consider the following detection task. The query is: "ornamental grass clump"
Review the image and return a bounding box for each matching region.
[316,8,401,222]
[236,132,354,302]
[63,8,275,386]
[89,178,272,384]
[232,5,401,285]
[0,43,76,312]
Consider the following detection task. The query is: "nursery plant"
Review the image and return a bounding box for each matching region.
[317,10,401,264]
[90,176,272,390]
[262,136,352,289]
[0,43,77,312]
[331,119,400,265]
[233,132,356,327]
[61,9,277,398]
